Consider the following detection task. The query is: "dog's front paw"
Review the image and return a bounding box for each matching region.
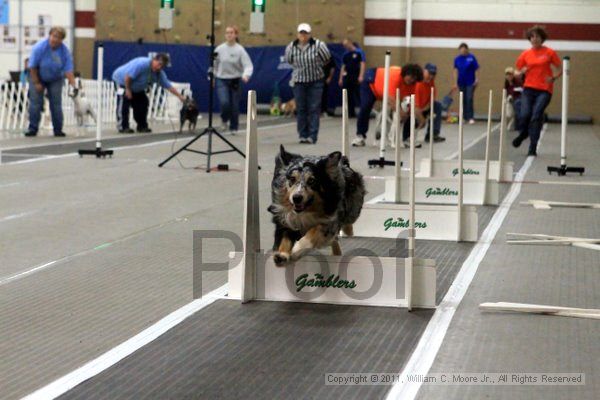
[273,252,290,267]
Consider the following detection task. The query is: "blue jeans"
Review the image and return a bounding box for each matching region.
[424,100,443,139]
[519,88,551,153]
[513,97,523,132]
[292,81,323,143]
[216,78,242,131]
[28,79,64,134]
[356,74,377,137]
[459,85,475,120]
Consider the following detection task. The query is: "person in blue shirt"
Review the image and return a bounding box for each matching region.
[338,39,365,118]
[453,43,480,124]
[25,27,77,137]
[112,53,185,133]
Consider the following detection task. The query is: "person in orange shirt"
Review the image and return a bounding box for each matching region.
[512,25,562,156]
[352,63,423,147]
[414,63,446,143]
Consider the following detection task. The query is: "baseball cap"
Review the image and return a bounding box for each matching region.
[424,63,437,75]
[297,23,312,33]
[505,67,514,74]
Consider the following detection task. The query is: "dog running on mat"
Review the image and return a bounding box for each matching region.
[268,145,366,266]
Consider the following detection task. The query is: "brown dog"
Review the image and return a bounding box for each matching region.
[281,99,296,117]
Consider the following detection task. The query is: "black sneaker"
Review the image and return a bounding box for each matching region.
[512,135,525,148]
[528,149,537,157]
[119,128,135,134]
[24,130,37,137]
[425,136,446,142]
[137,127,152,133]
[54,132,66,137]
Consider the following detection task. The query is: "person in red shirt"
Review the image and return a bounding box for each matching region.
[352,63,423,147]
[512,25,562,156]
[414,63,445,143]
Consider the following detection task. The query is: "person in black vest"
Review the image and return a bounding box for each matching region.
[338,39,365,118]
[321,57,336,117]
[284,23,331,144]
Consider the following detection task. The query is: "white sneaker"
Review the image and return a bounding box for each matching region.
[468,119,476,125]
[351,136,366,147]
[403,140,423,148]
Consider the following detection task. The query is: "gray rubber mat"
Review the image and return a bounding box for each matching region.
[58,299,434,400]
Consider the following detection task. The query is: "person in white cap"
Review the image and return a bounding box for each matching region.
[284,23,331,144]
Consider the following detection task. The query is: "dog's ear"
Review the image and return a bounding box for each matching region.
[319,151,342,177]
[277,145,298,167]
[325,151,342,168]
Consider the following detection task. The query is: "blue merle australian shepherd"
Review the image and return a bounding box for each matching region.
[267,146,366,266]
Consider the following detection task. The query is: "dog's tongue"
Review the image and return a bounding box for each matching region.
[294,204,305,212]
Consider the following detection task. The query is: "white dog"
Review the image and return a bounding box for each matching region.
[505,94,515,130]
[70,89,96,126]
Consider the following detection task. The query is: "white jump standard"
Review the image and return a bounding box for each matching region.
[78,43,113,158]
[228,91,437,309]
[547,57,584,176]
[506,233,600,251]
[367,50,396,168]
[521,199,600,210]
[480,302,600,320]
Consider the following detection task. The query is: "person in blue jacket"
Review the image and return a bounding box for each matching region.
[453,42,480,124]
[25,27,77,137]
[112,53,185,133]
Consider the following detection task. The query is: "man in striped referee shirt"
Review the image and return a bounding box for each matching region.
[284,23,331,144]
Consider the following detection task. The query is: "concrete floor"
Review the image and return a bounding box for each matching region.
[1,115,598,399]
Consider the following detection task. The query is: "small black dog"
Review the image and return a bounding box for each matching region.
[180,97,199,132]
[268,145,366,266]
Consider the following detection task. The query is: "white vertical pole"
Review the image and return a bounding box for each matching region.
[241,90,260,303]
[560,57,569,167]
[342,88,349,158]
[0,84,7,130]
[95,44,104,150]
[379,51,391,159]
[394,88,402,203]
[406,94,416,311]
[498,88,507,180]
[457,91,464,241]
[428,86,434,175]
[7,83,16,129]
[483,90,492,204]
[405,0,413,61]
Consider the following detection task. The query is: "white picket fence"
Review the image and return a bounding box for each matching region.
[0,79,191,133]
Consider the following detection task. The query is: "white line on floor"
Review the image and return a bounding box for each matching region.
[385,125,546,400]
[0,260,60,286]
[0,181,23,188]
[0,210,38,224]
[0,152,49,157]
[21,284,229,400]
[0,122,297,166]
[443,123,500,160]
